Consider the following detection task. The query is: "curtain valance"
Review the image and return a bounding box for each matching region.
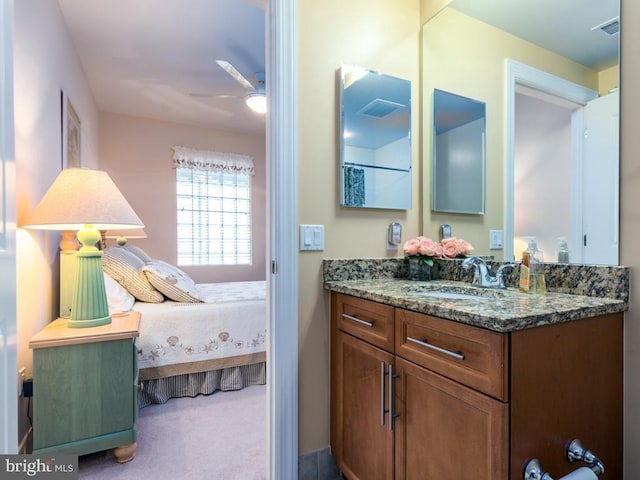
[172,146,255,175]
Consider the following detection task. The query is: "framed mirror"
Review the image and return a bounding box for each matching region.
[339,65,412,210]
[422,0,619,264]
[432,88,486,214]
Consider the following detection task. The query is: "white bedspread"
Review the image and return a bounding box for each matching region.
[134,281,266,371]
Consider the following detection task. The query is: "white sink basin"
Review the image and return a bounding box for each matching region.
[402,283,510,300]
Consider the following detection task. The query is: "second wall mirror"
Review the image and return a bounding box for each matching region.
[432,88,486,214]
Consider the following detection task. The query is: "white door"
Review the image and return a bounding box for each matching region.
[574,91,619,265]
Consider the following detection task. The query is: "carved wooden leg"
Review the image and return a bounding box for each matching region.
[114,442,137,463]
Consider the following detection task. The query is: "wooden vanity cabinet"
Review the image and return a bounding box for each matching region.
[331,292,623,479]
[331,293,396,480]
[394,310,508,479]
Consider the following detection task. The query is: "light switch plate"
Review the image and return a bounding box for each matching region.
[490,230,503,249]
[299,224,325,251]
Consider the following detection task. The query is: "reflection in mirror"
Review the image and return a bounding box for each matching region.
[422,0,619,265]
[339,65,411,210]
[432,89,485,214]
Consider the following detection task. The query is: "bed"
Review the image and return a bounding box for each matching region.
[133,281,267,406]
[101,246,267,407]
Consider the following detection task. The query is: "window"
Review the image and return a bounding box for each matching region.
[173,147,254,266]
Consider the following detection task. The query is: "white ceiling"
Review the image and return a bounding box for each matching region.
[449,0,620,70]
[57,1,619,137]
[57,0,266,134]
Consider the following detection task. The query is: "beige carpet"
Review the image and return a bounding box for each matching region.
[78,384,266,480]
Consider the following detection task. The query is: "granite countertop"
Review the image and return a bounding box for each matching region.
[324,278,628,333]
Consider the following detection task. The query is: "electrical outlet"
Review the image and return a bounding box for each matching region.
[490,230,504,249]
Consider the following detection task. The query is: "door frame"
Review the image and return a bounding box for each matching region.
[0,0,18,455]
[504,59,598,261]
[267,0,299,478]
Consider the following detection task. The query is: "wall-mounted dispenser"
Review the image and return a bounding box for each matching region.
[387,222,402,250]
[440,224,451,240]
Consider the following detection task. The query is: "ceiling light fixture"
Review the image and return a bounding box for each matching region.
[246,91,267,114]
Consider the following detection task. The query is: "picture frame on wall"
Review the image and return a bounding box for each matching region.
[61,90,81,169]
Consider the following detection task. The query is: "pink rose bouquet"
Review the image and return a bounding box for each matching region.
[403,236,473,267]
[440,237,474,258]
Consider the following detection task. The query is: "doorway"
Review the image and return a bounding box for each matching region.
[504,59,605,263]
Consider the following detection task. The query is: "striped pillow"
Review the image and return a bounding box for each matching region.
[142,260,203,303]
[121,245,152,263]
[102,248,164,303]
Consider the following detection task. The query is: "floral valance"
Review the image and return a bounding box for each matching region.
[172,146,255,175]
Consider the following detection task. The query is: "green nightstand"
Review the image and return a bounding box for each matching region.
[29,311,141,463]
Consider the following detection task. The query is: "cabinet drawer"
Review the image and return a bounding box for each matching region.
[395,309,508,400]
[333,293,394,352]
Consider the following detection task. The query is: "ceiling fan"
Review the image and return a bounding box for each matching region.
[215,60,267,114]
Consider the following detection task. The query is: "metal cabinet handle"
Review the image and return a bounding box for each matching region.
[380,362,386,425]
[407,336,465,361]
[342,313,374,328]
[388,363,394,431]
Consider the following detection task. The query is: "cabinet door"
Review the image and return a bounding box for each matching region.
[33,339,135,451]
[333,331,394,480]
[394,357,508,480]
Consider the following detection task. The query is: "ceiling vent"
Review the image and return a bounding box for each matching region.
[357,99,406,118]
[592,17,620,37]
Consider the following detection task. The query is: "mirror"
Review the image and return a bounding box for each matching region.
[422,0,620,264]
[432,89,486,214]
[339,65,412,210]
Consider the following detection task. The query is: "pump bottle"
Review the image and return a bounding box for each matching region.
[519,237,546,294]
[528,238,546,293]
[557,237,570,263]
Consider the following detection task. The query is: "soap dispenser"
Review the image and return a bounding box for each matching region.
[528,238,546,294]
[557,237,570,263]
[519,237,546,294]
[518,244,531,293]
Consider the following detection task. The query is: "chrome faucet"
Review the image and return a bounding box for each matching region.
[462,256,516,289]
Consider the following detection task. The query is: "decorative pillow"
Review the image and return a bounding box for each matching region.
[142,260,203,303]
[121,245,152,263]
[103,273,135,314]
[102,247,164,303]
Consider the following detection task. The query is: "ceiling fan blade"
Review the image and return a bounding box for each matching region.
[189,92,238,99]
[216,60,255,91]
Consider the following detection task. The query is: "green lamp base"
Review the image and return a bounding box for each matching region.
[68,315,112,328]
[69,226,112,328]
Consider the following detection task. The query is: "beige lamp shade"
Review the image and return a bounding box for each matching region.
[24,168,143,328]
[23,168,143,230]
[104,227,147,239]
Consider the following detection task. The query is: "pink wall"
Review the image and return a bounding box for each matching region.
[514,93,572,260]
[99,112,267,283]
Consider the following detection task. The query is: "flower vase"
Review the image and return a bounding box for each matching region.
[408,256,432,281]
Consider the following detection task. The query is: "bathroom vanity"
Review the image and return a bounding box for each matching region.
[325,260,627,480]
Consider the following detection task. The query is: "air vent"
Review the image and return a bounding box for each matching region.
[357,99,406,118]
[592,17,619,37]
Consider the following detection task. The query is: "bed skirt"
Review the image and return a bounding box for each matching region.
[139,361,266,407]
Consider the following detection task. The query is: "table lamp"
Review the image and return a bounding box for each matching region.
[24,168,143,327]
[104,227,147,247]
